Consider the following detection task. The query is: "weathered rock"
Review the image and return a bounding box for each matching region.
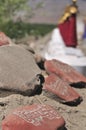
[43,74,82,105]
[0,45,43,95]
[44,59,86,88]
[2,104,65,130]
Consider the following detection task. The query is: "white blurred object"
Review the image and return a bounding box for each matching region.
[64,47,84,56]
[42,28,86,76]
[51,28,65,47]
[76,17,85,41]
[43,28,84,58]
[41,28,65,57]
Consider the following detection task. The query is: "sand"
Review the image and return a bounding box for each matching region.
[0,85,86,130]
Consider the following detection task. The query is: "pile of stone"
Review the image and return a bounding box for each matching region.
[0,40,86,130]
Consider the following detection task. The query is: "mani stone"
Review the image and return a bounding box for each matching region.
[0,45,42,95]
[2,104,65,130]
[43,74,82,105]
[44,59,86,88]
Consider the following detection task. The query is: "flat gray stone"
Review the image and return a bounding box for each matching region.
[0,45,42,95]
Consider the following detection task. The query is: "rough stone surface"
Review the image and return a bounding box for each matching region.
[0,45,42,95]
[2,104,65,130]
[43,74,82,105]
[44,59,86,84]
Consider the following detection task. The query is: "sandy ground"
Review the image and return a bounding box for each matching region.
[0,86,86,130]
[0,37,86,130]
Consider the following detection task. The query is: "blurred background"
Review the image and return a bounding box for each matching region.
[0,0,85,40]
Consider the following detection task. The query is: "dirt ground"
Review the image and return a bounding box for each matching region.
[0,81,86,130]
[0,37,86,130]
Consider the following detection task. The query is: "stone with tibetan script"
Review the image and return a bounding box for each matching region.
[43,74,82,105]
[0,45,43,95]
[2,104,65,130]
[44,59,86,88]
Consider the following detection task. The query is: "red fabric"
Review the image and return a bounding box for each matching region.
[2,104,65,130]
[0,32,9,46]
[58,14,77,47]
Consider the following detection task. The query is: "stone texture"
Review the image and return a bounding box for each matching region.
[2,104,65,130]
[44,59,86,87]
[0,45,42,95]
[43,74,82,105]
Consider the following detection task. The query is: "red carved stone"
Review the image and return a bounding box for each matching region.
[43,74,82,104]
[2,104,65,130]
[44,59,86,84]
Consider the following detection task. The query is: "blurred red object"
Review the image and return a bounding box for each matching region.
[58,14,77,47]
[0,32,10,46]
[2,104,65,130]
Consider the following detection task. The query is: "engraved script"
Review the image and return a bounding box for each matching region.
[46,77,70,96]
[53,60,74,73]
[13,105,61,126]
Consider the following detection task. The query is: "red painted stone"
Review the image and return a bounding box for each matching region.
[43,74,82,103]
[0,32,10,46]
[2,104,65,130]
[44,59,86,84]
